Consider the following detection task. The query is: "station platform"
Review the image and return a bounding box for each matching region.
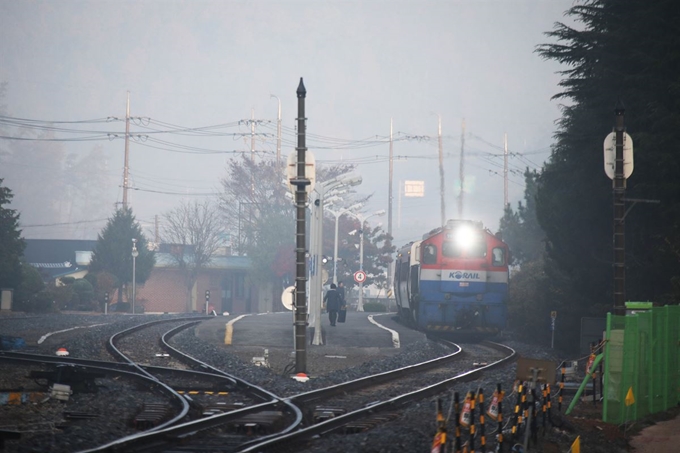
[193,311,428,376]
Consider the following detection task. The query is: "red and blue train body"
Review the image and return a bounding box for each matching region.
[394,219,509,336]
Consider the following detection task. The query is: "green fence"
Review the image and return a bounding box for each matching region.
[603,305,680,424]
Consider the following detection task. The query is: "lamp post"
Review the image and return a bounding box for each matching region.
[309,173,362,345]
[327,203,363,285]
[347,209,385,312]
[131,238,138,314]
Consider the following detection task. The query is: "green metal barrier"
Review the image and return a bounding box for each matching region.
[603,305,680,424]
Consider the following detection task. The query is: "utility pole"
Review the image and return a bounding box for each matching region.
[250,109,255,163]
[388,118,394,288]
[459,118,465,219]
[388,119,393,240]
[271,95,282,169]
[613,100,626,314]
[293,78,309,374]
[154,215,159,245]
[122,92,130,209]
[437,114,446,227]
[503,133,509,208]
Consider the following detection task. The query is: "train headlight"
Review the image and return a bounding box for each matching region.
[455,225,477,249]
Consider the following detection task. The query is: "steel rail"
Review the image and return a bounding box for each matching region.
[291,340,462,406]
[77,321,305,452]
[238,341,517,453]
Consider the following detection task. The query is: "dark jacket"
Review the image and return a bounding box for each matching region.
[323,288,342,311]
[337,285,346,305]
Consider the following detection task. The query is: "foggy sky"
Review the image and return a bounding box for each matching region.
[0,0,573,247]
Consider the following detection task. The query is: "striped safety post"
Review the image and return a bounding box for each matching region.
[591,342,598,406]
[497,385,504,452]
[454,392,462,453]
[511,382,523,445]
[542,383,548,431]
[432,398,447,453]
[478,388,486,452]
[469,390,476,453]
[558,361,565,412]
[521,384,528,430]
[530,387,538,447]
[546,382,553,425]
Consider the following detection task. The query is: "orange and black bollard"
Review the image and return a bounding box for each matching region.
[511,382,523,445]
[478,388,486,452]
[469,391,476,452]
[432,398,447,453]
[454,392,462,453]
[546,382,553,425]
[521,384,528,428]
[542,383,548,431]
[496,385,504,451]
[530,388,538,446]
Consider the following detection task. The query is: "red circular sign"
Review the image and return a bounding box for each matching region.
[354,270,367,283]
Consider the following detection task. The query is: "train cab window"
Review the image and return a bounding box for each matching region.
[442,240,486,258]
[492,247,505,266]
[422,244,437,264]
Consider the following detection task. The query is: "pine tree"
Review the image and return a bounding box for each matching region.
[536,0,680,314]
[89,208,155,307]
[0,178,25,292]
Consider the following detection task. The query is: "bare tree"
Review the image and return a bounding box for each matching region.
[161,200,224,312]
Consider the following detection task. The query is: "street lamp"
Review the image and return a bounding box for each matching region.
[131,238,138,315]
[326,203,363,285]
[347,209,385,312]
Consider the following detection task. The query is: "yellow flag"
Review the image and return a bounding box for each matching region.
[625,387,635,406]
[571,435,581,453]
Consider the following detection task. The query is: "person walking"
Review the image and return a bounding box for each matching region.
[337,281,347,323]
[337,281,346,305]
[323,283,341,326]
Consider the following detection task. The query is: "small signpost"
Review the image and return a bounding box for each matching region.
[550,311,557,349]
[354,270,367,284]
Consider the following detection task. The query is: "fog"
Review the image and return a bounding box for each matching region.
[0,0,573,247]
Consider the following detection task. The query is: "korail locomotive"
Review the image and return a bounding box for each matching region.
[394,219,510,337]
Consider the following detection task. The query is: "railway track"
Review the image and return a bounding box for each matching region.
[235,340,516,453]
[1,317,518,453]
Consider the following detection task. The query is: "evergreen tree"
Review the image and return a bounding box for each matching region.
[536,0,680,322]
[0,178,25,292]
[499,169,545,265]
[89,208,155,307]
